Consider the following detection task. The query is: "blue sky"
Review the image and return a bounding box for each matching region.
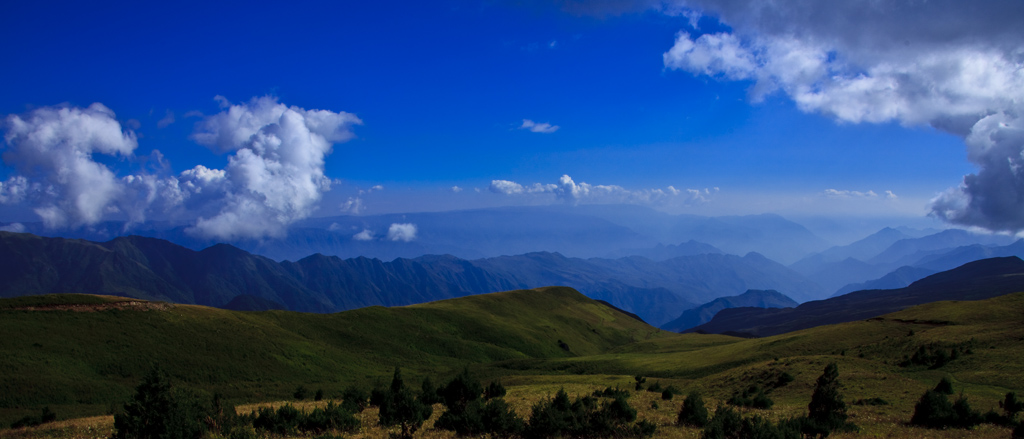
[2,0,1019,240]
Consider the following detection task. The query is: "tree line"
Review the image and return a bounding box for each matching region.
[104,364,1023,439]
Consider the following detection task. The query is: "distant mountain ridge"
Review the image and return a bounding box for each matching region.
[0,205,831,264]
[659,289,798,332]
[688,256,1024,337]
[0,232,828,326]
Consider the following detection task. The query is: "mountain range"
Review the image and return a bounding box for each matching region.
[659,289,798,332]
[0,232,827,326]
[0,205,832,264]
[687,256,1024,337]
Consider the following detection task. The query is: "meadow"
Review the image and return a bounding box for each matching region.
[1,288,1022,438]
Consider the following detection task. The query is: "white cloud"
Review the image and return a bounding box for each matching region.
[341,197,364,214]
[353,228,374,241]
[662,0,1024,231]
[489,180,526,195]
[823,189,878,198]
[451,186,463,193]
[490,174,715,206]
[0,176,29,204]
[0,97,361,239]
[2,103,138,228]
[519,119,560,133]
[387,223,417,242]
[0,222,25,233]
[185,96,362,239]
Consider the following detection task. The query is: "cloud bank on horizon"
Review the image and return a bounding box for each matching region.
[658,0,1024,232]
[1,96,361,240]
[489,174,716,206]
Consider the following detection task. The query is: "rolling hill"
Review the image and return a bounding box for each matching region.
[0,287,663,418]
[686,256,1024,337]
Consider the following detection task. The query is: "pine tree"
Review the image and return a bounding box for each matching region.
[806,363,854,437]
[378,367,432,439]
[113,368,174,439]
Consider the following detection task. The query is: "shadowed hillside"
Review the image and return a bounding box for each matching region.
[687,256,1024,337]
[0,287,663,419]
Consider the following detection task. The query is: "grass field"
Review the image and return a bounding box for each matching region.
[1,288,1022,438]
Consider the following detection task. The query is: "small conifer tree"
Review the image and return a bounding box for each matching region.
[378,367,433,439]
[677,391,709,428]
[806,363,855,437]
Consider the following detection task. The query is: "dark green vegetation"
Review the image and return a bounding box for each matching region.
[0,286,659,425]
[689,256,1024,336]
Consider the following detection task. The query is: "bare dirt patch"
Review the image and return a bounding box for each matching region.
[9,301,172,312]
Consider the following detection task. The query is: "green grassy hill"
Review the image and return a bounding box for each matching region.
[0,287,663,425]
[3,286,1023,438]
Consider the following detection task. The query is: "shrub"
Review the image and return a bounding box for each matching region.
[950,395,983,428]
[634,375,646,391]
[341,386,368,413]
[852,397,889,406]
[702,407,803,439]
[701,406,743,439]
[485,381,507,400]
[934,377,954,395]
[524,389,653,439]
[661,385,681,400]
[592,387,630,399]
[10,407,57,429]
[314,388,324,401]
[646,382,663,393]
[419,377,443,405]
[1002,392,1024,420]
[678,391,709,428]
[728,385,773,409]
[113,367,212,439]
[294,385,308,401]
[910,390,954,428]
[776,372,795,388]
[440,368,483,411]
[300,402,360,434]
[378,367,433,439]
[435,397,524,437]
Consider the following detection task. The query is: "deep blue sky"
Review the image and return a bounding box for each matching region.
[0,0,993,236]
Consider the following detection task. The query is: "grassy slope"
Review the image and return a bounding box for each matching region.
[497,291,1024,434]
[3,288,1022,438]
[0,287,663,425]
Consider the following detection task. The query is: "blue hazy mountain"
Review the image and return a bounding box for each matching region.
[0,205,833,265]
[659,289,798,332]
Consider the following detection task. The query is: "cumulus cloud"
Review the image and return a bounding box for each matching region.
[184,96,362,239]
[519,119,560,133]
[451,186,463,193]
[353,228,374,241]
[0,97,361,239]
[490,174,715,206]
[2,103,138,228]
[662,0,1024,231]
[387,223,417,242]
[489,180,526,195]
